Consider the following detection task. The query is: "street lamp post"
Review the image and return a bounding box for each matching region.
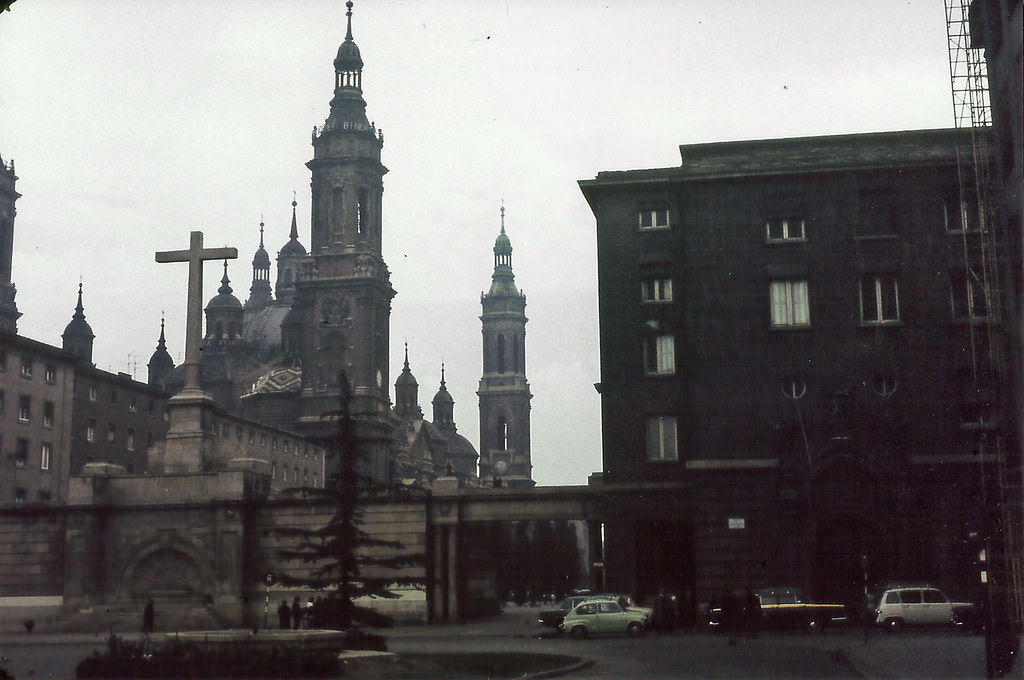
[263,573,274,631]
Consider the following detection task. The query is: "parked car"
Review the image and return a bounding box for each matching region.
[708,587,847,631]
[585,593,654,620]
[537,595,592,629]
[874,585,974,630]
[559,599,649,638]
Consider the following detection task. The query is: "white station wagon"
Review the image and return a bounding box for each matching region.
[875,585,973,630]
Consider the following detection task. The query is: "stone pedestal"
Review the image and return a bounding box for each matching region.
[160,391,220,473]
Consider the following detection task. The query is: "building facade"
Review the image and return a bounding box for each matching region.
[580,128,1016,612]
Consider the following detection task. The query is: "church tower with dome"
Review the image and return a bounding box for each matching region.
[287,0,395,478]
[478,208,534,487]
[0,153,20,335]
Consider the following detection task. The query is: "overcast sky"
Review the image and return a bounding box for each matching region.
[1,1,955,485]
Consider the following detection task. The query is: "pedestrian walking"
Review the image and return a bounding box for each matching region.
[292,597,302,629]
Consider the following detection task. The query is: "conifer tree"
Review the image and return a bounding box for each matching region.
[276,371,423,629]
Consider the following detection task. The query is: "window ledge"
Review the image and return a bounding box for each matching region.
[859,321,901,327]
[765,238,807,245]
[852,233,897,241]
[643,372,677,378]
[769,324,813,331]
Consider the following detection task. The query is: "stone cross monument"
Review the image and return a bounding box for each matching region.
[153,231,238,472]
[156,231,238,396]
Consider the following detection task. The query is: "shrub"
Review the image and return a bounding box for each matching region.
[76,635,339,678]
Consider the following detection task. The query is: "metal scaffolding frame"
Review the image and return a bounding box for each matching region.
[944,1,1023,674]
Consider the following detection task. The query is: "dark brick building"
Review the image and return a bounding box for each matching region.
[580,128,1017,613]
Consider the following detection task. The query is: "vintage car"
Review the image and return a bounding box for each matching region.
[708,587,847,631]
[537,595,593,629]
[559,599,649,638]
[875,585,974,630]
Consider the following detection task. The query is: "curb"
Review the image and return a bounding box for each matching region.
[518,658,594,680]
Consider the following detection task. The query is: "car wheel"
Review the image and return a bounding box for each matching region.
[571,625,587,639]
[627,622,642,637]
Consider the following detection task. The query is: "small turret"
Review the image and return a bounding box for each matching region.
[204,261,243,344]
[62,283,95,363]
[245,219,273,310]
[394,343,421,418]
[147,315,175,389]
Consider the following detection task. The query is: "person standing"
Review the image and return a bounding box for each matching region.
[292,597,302,630]
[277,600,291,630]
[142,598,155,634]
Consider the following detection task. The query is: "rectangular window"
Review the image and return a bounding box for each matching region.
[14,488,25,503]
[20,359,32,379]
[88,386,97,401]
[766,217,805,241]
[15,438,28,467]
[313,472,319,488]
[18,395,30,422]
[857,188,895,236]
[646,416,678,461]
[643,334,676,375]
[87,419,96,442]
[950,268,988,319]
[43,401,54,428]
[129,396,137,412]
[770,280,810,327]
[272,438,279,451]
[943,185,980,232]
[107,424,116,444]
[283,441,290,454]
[641,277,673,303]
[860,274,900,323]
[260,434,267,448]
[127,428,135,452]
[147,400,154,416]
[638,208,670,230]
[272,462,277,480]
[44,365,57,384]
[40,442,52,471]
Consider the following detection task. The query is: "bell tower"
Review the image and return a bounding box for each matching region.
[291,1,395,480]
[478,207,534,487]
[0,154,20,335]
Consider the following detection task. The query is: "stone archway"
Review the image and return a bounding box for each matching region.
[121,539,213,602]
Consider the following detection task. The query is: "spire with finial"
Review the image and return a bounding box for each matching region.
[333,0,364,92]
[62,282,95,363]
[247,216,273,309]
[219,260,232,295]
[148,312,175,388]
[490,203,516,291]
[432,361,455,425]
[394,341,421,418]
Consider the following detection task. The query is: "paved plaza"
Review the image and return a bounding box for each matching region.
[0,604,992,679]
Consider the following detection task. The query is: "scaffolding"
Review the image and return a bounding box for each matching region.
[944,0,1023,668]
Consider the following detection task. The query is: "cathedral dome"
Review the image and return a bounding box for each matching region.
[62,284,94,341]
[493,230,512,256]
[280,237,307,258]
[334,39,363,72]
[253,244,271,269]
[333,2,363,73]
[205,263,242,312]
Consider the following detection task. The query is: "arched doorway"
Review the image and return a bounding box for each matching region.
[122,544,211,602]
